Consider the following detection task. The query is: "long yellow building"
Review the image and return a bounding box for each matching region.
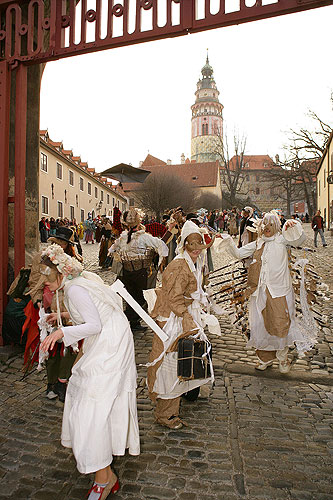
[39,131,128,221]
[316,130,333,229]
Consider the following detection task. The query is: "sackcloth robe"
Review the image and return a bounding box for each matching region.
[60,272,140,474]
[146,251,220,402]
[220,223,310,355]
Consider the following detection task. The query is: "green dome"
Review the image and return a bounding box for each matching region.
[201,55,213,78]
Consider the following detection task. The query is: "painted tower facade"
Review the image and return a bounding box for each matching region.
[191,55,223,163]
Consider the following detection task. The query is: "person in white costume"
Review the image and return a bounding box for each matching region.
[218,211,311,373]
[146,221,220,429]
[40,244,140,500]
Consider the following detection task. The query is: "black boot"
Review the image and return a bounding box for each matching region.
[54,381,67,403]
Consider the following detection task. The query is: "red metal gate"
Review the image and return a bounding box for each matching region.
[0,0,332,338]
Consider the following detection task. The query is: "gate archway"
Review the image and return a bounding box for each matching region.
[0,0,332,336]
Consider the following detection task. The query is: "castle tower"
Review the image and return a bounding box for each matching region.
[191,53,223,163]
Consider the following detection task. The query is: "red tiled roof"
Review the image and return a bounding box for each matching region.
[142,154,167,167]
[122,161,220,192]
[229,155,274,171]
[72,156,81,162]
[62,149,72,156]
[49,140,63,148]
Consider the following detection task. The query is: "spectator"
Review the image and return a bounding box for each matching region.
[49,217,57,236]
[39,217,47,243]
[312,210,327,247]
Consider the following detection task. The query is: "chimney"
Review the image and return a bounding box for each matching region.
[275,154,280,164]
[167,159,172,165]
[181,153,185,164]
[139,161,143,168]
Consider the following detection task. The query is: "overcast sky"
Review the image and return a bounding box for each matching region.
[40,5,333,173]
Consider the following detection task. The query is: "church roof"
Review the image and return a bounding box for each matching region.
[122,161,220,192]
[142,154,167,167]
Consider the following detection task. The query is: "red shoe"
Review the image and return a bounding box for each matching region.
[87,479,120,499]
[111,479,120,494]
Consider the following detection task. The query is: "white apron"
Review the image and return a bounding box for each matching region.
[61,273,140,474]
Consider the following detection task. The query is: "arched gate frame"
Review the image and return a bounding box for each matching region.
[0,0,332,337]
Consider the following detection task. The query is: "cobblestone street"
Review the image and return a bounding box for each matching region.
[0,224,332,499]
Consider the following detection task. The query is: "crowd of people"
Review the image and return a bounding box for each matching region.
[6,204,323,498]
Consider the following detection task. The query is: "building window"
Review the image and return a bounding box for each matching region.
[56,162,63,180]
[41,196,49,215]
[88,182,92,195]
[264,163,268,168]
[80,209,85,222]
[70,206,75,220]
[245,162,249,169]
[122,203,126,212]
[112,197,115,207]
[256,188,260,195]
[40,152,48,172]
[80,177,84,191]
[100,190,104,201]
[69,170,74,186]
[95,186,98,198]
[201,123,208,135]
[255,175,260,182]
[57,201,63,218]
[107,194,110,204]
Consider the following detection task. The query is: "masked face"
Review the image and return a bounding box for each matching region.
[263,222,278,238]
[185,233,204,260]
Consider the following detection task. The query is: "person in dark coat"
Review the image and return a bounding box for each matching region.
[312,210,327,247]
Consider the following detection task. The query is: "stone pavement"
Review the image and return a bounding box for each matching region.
[0,224,332,499]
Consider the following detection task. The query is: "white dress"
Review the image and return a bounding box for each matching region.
[220,223,315,356]
[60,273,140,474]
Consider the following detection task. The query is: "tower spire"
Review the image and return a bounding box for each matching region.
[190,54,224,163]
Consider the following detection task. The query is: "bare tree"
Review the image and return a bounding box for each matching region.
[263,159,301,216]
[134,172,196,221]
[194,192,222,211]
[212,129,248,207]
[282,106,332,216]
[288,110,332,159]
[285,147,318,217]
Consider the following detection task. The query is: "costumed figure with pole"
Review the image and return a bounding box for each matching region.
[217,211,318,372]
[145,221,221,429]
[108,208,168,332]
